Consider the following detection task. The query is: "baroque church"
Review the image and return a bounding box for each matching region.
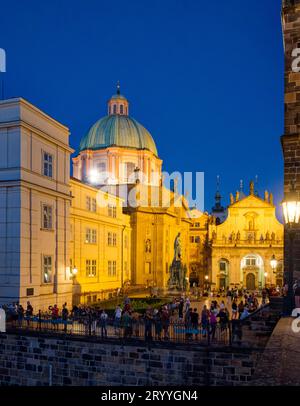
[0,86,284,309]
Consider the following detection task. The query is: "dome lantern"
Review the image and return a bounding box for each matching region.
[107,81,129,116]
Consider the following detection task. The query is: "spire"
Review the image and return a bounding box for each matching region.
[240,179,243,193]
[212,175,225,214]
[250,180,255,195]
[116,80,120,95]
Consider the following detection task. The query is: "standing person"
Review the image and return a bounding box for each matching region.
[178,298,184,319]
[26,301,33,327]
[62,303,69,333]
[17,304,24,328]
[190,308,199,340]
[185,297,191,314]
[122,311,133,339]
[161,306,170,340]
[209,309,217,341]
[218,307,229,332]
[226,289,232,308]
[153,309,162,341]
[144,307,153,341]
[114,305,122,336]
[201,305,209,338]
[262,288,267,305]
[232,299,238,320]
[131,311,141,338]
[99,309,108,338]
[238,300,244,319]
[51,304,59,330]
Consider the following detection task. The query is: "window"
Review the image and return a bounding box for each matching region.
[190,236,195,243]
[246,257,256,266]
[85,228,97,244]
[86,259,97,277]
[43,152,53,178]
[219,261,227,272]
[42,204,53,230]
[195,222,200,228]
[108,204,117,218]
[120,104,124,114]
[113,104,117,114]
[43,256,52,283]
[86,196,91,211]
[91,198,97,212]
[86,196,96,212]
[195,236,201,243]
[108,232,117,246]
[108,260,117,277]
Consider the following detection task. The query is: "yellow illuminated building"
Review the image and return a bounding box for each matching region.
[69,178,131,304]
[208,181,284,290]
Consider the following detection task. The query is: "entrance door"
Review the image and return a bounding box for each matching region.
[246,273,255,290]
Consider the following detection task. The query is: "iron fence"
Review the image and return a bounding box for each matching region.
[6,316,232,346]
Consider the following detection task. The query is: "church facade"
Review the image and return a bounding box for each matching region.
[208,182,284,291]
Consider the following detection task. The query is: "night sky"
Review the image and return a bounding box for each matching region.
[0,0,284,216]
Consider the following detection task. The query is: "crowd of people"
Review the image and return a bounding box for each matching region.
[1,288,268,343]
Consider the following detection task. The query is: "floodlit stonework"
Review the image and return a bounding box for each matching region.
[0,88,284,310]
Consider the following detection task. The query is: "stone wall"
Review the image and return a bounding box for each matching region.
[282,0,300,282]
[0,332,263,386]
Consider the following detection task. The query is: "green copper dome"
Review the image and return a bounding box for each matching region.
[79,86,158,156]
[79,114,158,156]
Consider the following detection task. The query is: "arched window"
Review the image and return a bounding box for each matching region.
[120,104,124,114]
[113,104,117,114]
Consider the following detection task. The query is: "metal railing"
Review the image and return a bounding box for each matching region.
[6,316,232,346]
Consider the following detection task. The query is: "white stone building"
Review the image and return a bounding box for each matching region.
[0,98,73,310]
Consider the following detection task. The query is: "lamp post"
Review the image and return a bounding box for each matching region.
[270,254,278,273]
[282,181,300,315]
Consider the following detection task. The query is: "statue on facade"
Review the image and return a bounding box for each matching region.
[230,193,234,204]
[264,190,269,202]
[250,180,255,195]
[145,239,151,253]
[174,232,182,261]
[236,231,241,242]
[235,191,240,202]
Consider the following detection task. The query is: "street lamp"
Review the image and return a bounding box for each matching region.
[282,181,300,315]
[270,254,278,273]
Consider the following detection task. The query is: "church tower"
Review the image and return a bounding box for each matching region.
[281,0,300,281]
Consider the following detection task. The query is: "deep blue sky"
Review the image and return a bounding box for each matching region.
[0,0,284,214]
